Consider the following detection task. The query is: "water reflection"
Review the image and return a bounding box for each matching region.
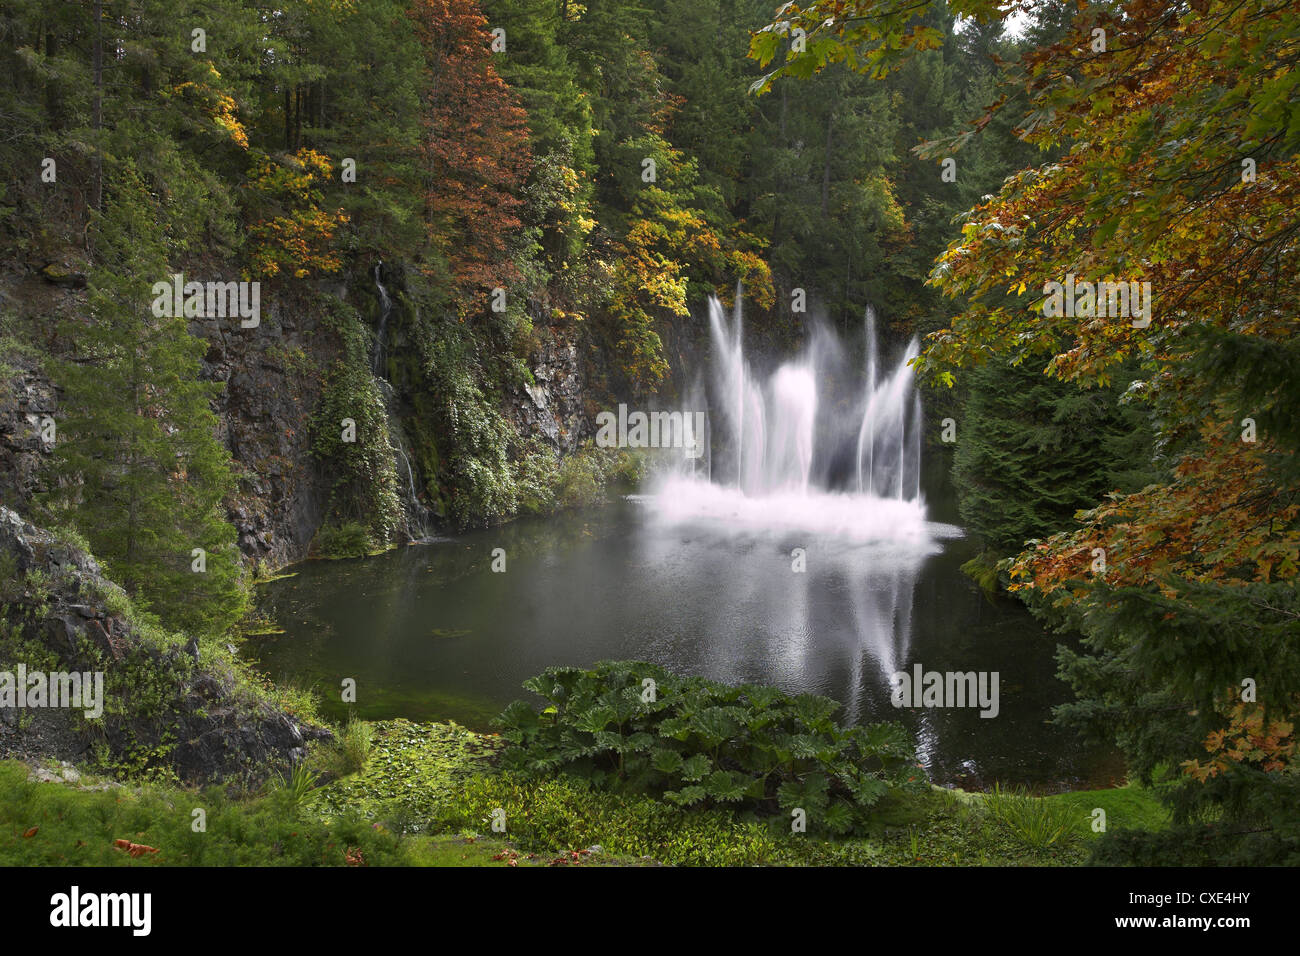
[253,498,1118,789]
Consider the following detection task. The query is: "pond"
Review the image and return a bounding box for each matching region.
[251,491,1120,791]
[252,297,1121,791]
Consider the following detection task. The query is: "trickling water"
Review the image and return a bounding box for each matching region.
[372,262,391,377]
[370,265,433,542]
[376,379,433,543]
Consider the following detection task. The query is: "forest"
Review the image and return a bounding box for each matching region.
[0,0,1296,882]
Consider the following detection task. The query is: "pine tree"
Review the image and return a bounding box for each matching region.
[951,360,1159,555]
[43,166,248,638]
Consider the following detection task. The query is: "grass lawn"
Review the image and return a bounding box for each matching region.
[0,720,1168,867]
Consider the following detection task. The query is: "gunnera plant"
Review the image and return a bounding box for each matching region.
[496,660,925,836]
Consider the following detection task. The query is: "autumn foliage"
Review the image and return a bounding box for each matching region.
[244,148,349,279]
[754,0,1300,832]
[905,2,1300,791]
[409,0,532,304]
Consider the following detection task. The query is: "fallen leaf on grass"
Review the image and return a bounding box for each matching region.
[112,839,159,858]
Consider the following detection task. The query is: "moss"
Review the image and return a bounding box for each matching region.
[960,551,1003,595]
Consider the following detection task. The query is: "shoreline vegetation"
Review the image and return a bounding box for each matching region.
[0,717,1168,868]
[0,501,1166,868]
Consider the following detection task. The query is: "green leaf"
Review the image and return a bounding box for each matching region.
[664,785,707,807]
[704,770,749,803]
[680,754,712,782]
[573,706,616,734]
[651,749,684,773]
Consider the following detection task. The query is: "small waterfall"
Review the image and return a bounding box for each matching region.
[376,379,432,542]
[390,427,428,540]
[372,262,391,376]
[369,263,433,542]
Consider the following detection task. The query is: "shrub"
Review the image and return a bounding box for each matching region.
[495,661,924,836]
[312,522,372,559]
[554,448,609,508]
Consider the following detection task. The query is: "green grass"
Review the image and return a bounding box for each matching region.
[0,719,1173,867]
[0,760,413,866]
[1042,783,1172,836]
[0,758,643,867]
[984,784,1076,849]
[336,712,374,774]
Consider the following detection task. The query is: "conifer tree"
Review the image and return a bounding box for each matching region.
[43,166,248,638]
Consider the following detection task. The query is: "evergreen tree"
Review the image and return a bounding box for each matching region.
[952,360,1159,555]
[258,0,427,261]
[43,167,248,638]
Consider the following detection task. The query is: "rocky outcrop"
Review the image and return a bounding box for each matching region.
[0,267,334,569]
[0,507,329,786]
[509,323,591,456]
[195,285,334,568]
[0,363,56,511]
[2,261,600,570]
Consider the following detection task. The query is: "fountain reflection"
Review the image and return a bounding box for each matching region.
[642,294,958,729]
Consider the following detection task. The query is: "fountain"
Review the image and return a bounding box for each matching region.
[636,293,963,726]
[647,294,934,544]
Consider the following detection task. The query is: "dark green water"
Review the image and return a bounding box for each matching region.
[251,496,1120,790]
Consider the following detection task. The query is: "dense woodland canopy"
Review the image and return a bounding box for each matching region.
[0,0,1296,864]
[753,0,1300,862]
